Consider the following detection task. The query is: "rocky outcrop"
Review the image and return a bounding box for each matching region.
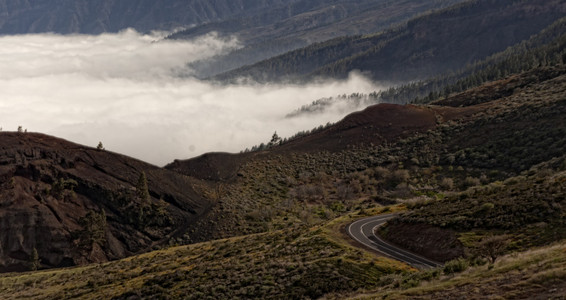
[0,132,210,272]
[379,222,464,262]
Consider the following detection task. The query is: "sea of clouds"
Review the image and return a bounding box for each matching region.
[0,29,379,165]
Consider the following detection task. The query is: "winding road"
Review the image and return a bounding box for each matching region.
[347,213,442,269]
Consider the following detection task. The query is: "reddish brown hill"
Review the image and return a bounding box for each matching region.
[166,152,250,182]
[0,132,210,272]
[277,103,478,152]
[167,103,480,180]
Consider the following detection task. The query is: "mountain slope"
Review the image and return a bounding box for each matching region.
[165,65,566,249]
[174,0,466,78]
[0,0,294,34]
[0,132,210,272]
[271,12,566,118]
[0,0,467,79]
[1,65,566,298]
[216,0,566,82]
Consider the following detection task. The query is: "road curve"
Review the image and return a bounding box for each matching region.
[347,213,442,269]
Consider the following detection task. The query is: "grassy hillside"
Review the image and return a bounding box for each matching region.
[1,193,565,299]
[1,61,566,299]
[0,209,411,299]
[2,211,565,299]
[127,64,566,298]
[180,65,566,247]
[348,241,566,299]
[1,30,566,299]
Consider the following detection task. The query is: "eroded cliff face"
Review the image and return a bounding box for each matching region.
[379,222,465,263]
[0,132,210,272]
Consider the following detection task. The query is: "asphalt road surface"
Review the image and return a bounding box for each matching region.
[347,213,442,269]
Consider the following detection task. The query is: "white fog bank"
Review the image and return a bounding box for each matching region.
[0,30,380,166]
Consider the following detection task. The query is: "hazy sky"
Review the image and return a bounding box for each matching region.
[0,29,380,166]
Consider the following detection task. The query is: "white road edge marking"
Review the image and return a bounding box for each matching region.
[369,224,441,268]
[347,216,392,257]
[346,214,442,269]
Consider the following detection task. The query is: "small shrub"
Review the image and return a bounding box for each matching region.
[401,278,420,288]
[463,177,481,188]
[477,235,508,264]
[469,256,488,267]
[439,177,454,190]
[479,202,495,212]
[405,197,432,209]
[419,269,441,281]
[373,167,390,180]
[443,258,469,275]
[379,274,404,287]
[388,170,410,188]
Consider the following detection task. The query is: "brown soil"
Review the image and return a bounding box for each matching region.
[0,132,210,272]
[380,222,464,263]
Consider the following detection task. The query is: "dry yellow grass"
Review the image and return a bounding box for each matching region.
[348,242,566,299]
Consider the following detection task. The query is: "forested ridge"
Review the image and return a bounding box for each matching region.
[216,0,566,83]
[277,14,566,119]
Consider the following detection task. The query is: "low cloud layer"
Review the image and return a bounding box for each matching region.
[0,30,380,165]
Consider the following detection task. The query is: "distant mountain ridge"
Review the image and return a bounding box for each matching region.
[0,0,466,78]
[0,0,294,34]
[215,0,566,83]
[175,0,466,78]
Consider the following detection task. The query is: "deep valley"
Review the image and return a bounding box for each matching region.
[1,0,566,299]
